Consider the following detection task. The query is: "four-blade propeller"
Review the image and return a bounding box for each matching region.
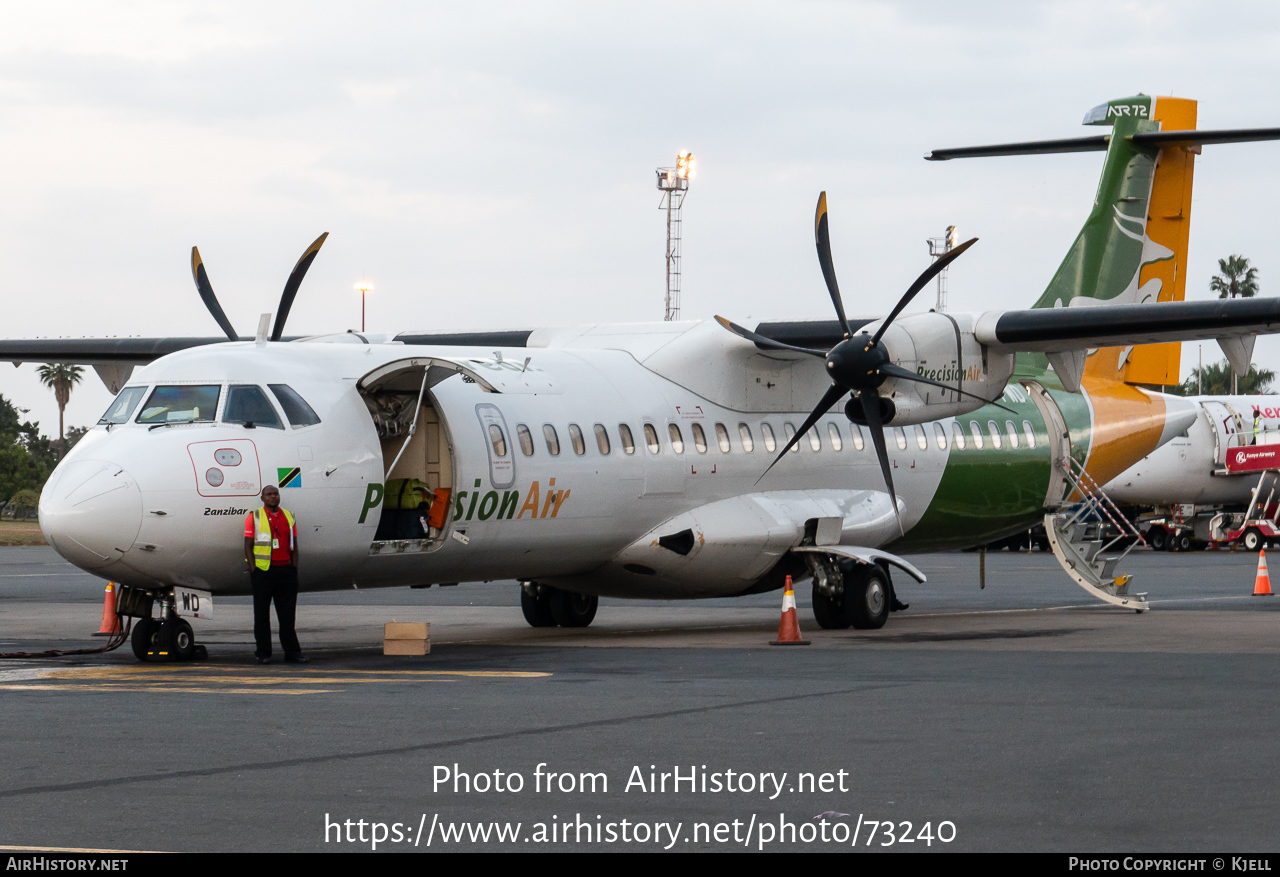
[189,232,330,342]
[716,192,1007,529]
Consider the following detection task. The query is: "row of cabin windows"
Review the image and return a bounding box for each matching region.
[489,418,1039,459]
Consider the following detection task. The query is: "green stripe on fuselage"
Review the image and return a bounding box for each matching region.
[893,381,1092,552]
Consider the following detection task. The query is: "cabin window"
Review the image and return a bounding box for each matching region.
[808,427,821,451]
[1005,420,1019,449]
[488,424,508,457]
[267,384,321,427]
[915,424,928,450]
[619,423,636,454]
[594,423,611,455]
[691,422,708,453]
[739,423,754,452]
[850,424,864,451]
[761,423,777,452]
[100,386,146,425]
[969,421,983,449]
[543,424,561,456]
[137,385,220,425]
[569,423,586,455]
[668,423,685,454]
[827,422,843,451]
[987,420,1002,449]
[783,423,800,453]
[893,427,907,450]
[934,423,947,449]
[223,385,284,430]
[644,423,660,454]
[1022,420,1037,449]
[517,424,535,456]
[952,422,965,450]
[715,423,731,453]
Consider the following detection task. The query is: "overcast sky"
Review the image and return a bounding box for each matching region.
[3,1,1280,434]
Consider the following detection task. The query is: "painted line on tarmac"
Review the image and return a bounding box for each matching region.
[0,665,548,695]
[42,667,549,679]
[0,681,906,800]
[0,684,342,694]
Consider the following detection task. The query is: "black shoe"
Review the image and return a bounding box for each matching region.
[284,654,309,664]
[891,599,910,612]
[256,656,272,664]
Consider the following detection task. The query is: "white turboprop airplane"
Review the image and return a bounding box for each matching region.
[13,94,1280,661]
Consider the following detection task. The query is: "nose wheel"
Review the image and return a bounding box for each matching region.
[129,593,207,662]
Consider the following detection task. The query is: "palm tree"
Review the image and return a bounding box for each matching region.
[1173,358,1275,396]
[1210,255,1260,299]
[35,364,84,461]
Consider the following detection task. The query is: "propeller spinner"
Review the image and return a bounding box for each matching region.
[189,232,329,342]
[716,192,1005,530]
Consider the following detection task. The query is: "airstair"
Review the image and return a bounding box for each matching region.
[1043,455,1150,612]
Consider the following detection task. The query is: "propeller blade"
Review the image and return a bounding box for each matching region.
[190,246,239,342]
[714,316,828,358]
[271,232,329,342]
[757,383,848,482]
[878,363,1015,412]
[870,237,978,346]
[815,192,853,338]
[860,388,903,535]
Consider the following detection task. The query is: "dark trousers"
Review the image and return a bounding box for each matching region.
[251,564,301,658]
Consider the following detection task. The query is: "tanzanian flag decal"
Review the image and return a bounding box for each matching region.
[277,467,302,489]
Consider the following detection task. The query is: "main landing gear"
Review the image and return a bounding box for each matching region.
[520,582,598,628]
[120,587,208,663]
[806,556,900,631]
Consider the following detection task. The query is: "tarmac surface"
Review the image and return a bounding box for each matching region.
[1,545,1278,853]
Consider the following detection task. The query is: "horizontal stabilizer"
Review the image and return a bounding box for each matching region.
[925,135,1109,161]
[926,127,1280,161]
[976,297,1280,353]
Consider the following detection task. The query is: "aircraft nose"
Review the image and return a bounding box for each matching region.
[39,460,143,570]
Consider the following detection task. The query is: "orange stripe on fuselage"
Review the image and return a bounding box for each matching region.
[1078,366,1168,495]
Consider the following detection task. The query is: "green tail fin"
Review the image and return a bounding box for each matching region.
[1033,95,1168,310]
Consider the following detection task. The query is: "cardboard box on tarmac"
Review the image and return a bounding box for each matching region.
[384,622,430,656]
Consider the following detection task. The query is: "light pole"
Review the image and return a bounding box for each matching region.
[656,150,695,321]
[354,280,373,332]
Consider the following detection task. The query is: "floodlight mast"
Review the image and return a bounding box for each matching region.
[927,225,958,311]
[656,151,695,321]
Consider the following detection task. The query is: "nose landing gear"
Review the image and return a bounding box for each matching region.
[120,586,208,662]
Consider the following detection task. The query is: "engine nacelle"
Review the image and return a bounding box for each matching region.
[861,312,1015,426]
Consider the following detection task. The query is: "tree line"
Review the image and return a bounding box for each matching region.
[0,394,85,518]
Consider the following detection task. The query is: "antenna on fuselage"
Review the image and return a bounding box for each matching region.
[255,314,272,345]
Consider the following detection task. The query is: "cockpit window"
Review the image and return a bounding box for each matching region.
[136,385,219,425]
[268,384,321,427]
[223,385,284,430]
[100,386,147,425]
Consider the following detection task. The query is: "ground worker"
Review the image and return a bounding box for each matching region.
[1255,408,1263,446]
[243,485,307,664]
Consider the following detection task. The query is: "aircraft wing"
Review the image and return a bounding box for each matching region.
[0,337,230,366]
[974,297,1280,352]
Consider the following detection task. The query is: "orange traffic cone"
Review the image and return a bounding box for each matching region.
[93,582,122,636]
[770,576,810,646]
[1254,551,1273,596]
